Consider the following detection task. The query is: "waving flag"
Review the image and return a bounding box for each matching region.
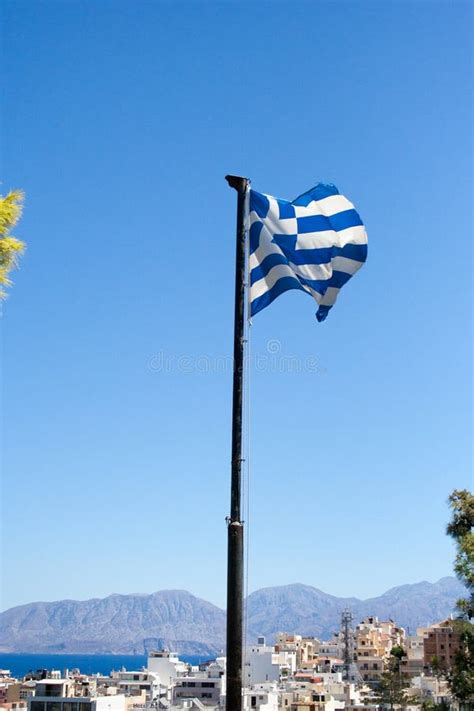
[249,183,368,321]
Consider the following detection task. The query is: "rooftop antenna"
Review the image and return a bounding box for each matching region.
[341,609,362,685]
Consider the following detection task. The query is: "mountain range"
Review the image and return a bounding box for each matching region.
[0,577,464,655]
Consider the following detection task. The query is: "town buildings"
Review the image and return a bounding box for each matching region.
[173,659,226,706]
[27,680,128,711]
[245,638,296,686]
[354,616,405,685]
[419,618,462,671]
[0,615,468,711]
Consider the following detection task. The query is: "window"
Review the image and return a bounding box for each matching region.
[31,703,45,711]
[44,688,62,698]
[201,683,214,688]
[201,693,212,699]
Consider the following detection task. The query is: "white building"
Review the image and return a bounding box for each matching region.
[244,639,280,685]
[172,676,223,707]
[318,641,342,659]
[172,658,225,708]
[28,681,126,711]
[281,686,344,711]
[20,681,37,700]
[243,636,297,685]
[205,659,226,680]
[401,635,425,678]
[243,683,278,711]
[147,651,187,690]
[104,671,162,702]
[410,675,452,706]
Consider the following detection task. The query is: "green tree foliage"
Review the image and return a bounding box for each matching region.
[372,656,411,709]
[420,701,450,711]
[428,654,444,680]
[0,190,25,298]
[447,489,474,619]
[446,489,474,704]
[448,629,474,704]
[390,645,406,662]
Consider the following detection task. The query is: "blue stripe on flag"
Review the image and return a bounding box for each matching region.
[301,270,353,292]
[296,209,363,234]
[251,276,305,317]
[250,248,366,286]
[249,191,270,218]
[316,304,332,322]
[293,183,340,206]
[271,233,298,252]
[273,242,367,266]
[250,253,289,286]
[277,200,296,219]
[249,221,264,254]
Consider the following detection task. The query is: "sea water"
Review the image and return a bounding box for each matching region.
[0,653,213,678]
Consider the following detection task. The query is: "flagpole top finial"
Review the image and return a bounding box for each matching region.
[225,175,250,192]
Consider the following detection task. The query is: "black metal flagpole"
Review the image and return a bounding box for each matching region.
[225,174,249,711]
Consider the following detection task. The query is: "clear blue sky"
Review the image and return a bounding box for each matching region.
[1,0,472,612]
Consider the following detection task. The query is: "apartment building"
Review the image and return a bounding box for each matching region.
[244,683,278,711]
[400,635,425,678]
[171,657,225,707]
[245,638,296,685]
[172,677,223,706]
[147,651,187,690]
[27,681,126,711]
[419,619,461,671]
[354,617,405,685]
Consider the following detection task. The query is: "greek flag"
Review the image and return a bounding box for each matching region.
[249,183,368,322]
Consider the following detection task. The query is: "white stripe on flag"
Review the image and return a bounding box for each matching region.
[295,224,367,250]
[249,226,282,270]
[251,263,299,300]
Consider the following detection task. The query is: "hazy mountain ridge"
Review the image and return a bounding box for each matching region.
[0,578,465,655]
[0,590,226,656]
[246,577,464,640]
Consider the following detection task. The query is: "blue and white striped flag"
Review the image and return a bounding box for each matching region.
[249,183,368,322]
